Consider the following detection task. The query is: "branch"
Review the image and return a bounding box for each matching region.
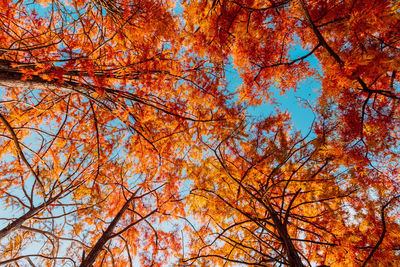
[361,195,400,267]
[297,0,343,65]
[0,112,44,190]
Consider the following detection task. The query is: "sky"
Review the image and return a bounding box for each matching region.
[225,51,320,136]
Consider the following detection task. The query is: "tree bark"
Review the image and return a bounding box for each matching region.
[0,193,61,240]
[267,201,304,267]
[79,195,135,267]
[0,60,87,93]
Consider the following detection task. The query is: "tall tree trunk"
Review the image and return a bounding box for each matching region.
[79,195,135,267]
[267,202,304,267]
[0,193,61,240]
[0,61,86,92]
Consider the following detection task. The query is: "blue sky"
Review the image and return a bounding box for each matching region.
[225,51,320,136]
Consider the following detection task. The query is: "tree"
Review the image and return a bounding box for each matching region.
[182,0,400,160]
[184,113,400,266]
[0,0,399,266]
[180,1,400,264]
[0,0,233,264]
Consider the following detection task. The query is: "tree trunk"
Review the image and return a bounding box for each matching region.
[0,61,85,92]
[0,194,61,240]
[267,203,304,267]
[79,195,135,267]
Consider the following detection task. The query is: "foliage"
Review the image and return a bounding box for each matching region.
[0,0,399,266]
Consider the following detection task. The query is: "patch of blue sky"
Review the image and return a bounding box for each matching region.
[172,0,184,16]
[225,45,321,136]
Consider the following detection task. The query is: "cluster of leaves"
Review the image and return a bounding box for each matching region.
[0,0,399,266]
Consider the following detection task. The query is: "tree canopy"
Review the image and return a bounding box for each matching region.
[0,0,399,266]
